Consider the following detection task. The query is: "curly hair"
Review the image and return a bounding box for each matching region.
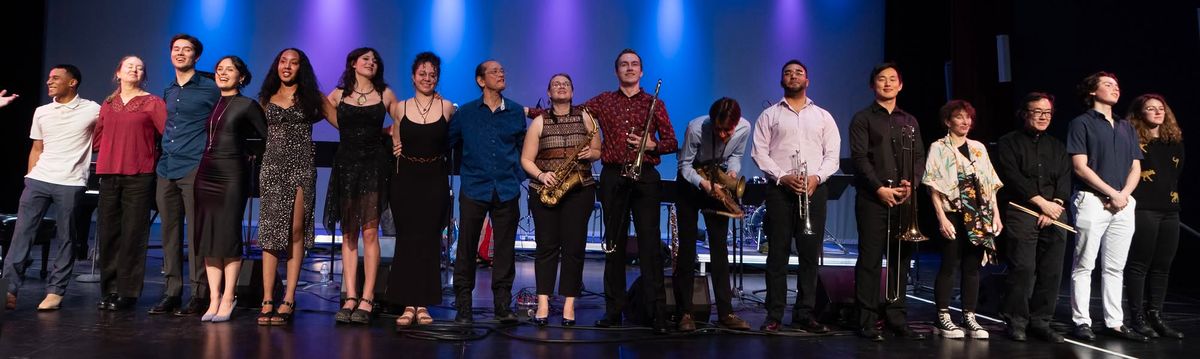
[1127,93,1183,144]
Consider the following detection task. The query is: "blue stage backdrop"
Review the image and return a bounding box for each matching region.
[45,0,883,241]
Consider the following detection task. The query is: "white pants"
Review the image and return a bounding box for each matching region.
[1070,191,1136,328]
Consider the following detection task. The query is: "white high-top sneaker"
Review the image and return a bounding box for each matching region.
[936,310,965,339]
[963,311,990,339]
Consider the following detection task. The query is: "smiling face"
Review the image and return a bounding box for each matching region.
[46,68,77,98]
[1091,76,1120,106]
[412,61,438,95]
[353,50,378,79]
[116,56,145,88]
[215,58,243,92]
[946,109,973,137]
[547,75,573,103]
[170,38,198,71]
[871,67,903,101]
[277,49,301,84]
[1023,98,1053,132]
[615,53,643,87]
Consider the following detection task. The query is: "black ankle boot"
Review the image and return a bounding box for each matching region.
[1147,310,1184,339]
[1130,312,1159,338]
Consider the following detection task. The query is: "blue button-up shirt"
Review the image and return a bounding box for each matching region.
[158,72,219,179]
[1066,109,1143,192]
[448,96,526,202]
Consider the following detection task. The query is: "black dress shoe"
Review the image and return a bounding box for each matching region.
[860,329,885,342]
[531,317,549,327]
[561,318,576,327]
[494,311,518,324]
[1073,324,1096,341]
[174,297,205,316]
[790,318,831,334]
[98,293,118,310]
[1129,314,1159,338]
[148,296,181,314]
[454,312,474,325]
[594,315,622,328]
[1104,326,1149,342]
[1147,310,1184,339]
[110,297,138,311]
[1029,326,1065,343]
[1007,326,1027,342]
[889,325,928,340]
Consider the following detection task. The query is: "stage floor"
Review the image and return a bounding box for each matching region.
[1,226,1196,358]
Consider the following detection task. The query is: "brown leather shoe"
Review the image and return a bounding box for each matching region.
[5,292,15,310]
[719,314,751,330]
[678,313,696,332]
[37,293,63,311]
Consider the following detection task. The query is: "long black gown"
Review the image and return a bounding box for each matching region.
[194,95,267,258]
[385,111,449,307]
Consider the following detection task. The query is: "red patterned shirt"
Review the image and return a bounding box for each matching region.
[580,88,677,165]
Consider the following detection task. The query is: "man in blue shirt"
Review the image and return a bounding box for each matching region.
[448,60,526,325]
[151,34,219,316]
[1065,71,1146,342]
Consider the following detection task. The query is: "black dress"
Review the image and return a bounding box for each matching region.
[386,111,449,307]
[324,101,392,234]
[194,95,267,258]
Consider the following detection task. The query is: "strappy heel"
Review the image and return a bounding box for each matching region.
[350,298,375,324]
[396,306,416,327]
[271,301,294,325]
[415,307,434,326]
[257,301,276,326]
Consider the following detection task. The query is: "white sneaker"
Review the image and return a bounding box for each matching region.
[963,312,990,339]
[936,311,965,339]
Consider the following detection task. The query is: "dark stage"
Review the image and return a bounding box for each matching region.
[1,225,1196,359]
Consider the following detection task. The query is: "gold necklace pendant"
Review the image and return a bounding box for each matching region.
[357,93,367,105]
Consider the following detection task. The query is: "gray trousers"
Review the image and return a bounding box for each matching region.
[3,178,83,296]
[157,169,206,298]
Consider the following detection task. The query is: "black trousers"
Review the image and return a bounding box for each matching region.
[854,193,917,329]
[764,183,829,323]
[599,165,667,324]
[1000,205,1066,330]
[674,175,736,318]
[1125,209,1180,314]
[528,185,594,297]
[157,169,206,298]
[934,212,985,312]
[454,190,519,313]
[97,174,155,298]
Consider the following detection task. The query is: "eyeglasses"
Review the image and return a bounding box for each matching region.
[1028,110,1053,118]
[550,81,571,89]
[486,68,506,76]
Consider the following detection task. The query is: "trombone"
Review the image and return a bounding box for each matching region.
[620,79,663,181]
[885,125,927,303]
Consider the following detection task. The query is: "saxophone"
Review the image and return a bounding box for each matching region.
[537,110,600,207]
[696,163,746,218]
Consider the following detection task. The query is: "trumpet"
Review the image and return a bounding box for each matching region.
[789,153,815,235]
[696,163,745,218]
[885,125,927,303]
[621,79,663,181]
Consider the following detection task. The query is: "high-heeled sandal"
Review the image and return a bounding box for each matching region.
[350,298,375,324]
[257,301,276,326]
[396,307,416,327]
[415,307,434,326]
[271,301,294,325]
[335,297,359,323]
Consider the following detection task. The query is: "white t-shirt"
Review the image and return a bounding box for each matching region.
[26,95,101,187]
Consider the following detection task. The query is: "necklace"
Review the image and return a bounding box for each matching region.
[412,95,436,122]
[352,86,373,105]
[206,97,233,152]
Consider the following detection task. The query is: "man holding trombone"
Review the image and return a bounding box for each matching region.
[994,92,1071,343]
[751,60,841,333]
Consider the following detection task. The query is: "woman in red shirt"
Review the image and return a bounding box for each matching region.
[93,55,166,311]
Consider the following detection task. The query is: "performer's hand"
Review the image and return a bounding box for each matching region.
[876,187,901,207]
[992,219,1003,236]
[939,218,956,239]
[1037,200,1064,220]
[0,90,17,108]
[700,179,714,194]
[576,145,597,160]
[538,172,559,187]
[626,133,656,151]
[392,141,403,156]
[1110,193,1129,211]
[894,180,913,203]
[805,175,820,196]
[780,174,805,194]
[726,170,738,179]
[1037,214,1052,228]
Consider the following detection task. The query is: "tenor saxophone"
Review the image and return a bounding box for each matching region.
[537,110,600,206]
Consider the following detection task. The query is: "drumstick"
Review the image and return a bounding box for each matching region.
[1008,202,1077,234]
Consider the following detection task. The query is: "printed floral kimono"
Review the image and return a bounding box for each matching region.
[921,134,1003,259]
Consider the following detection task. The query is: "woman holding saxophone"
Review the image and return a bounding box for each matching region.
[520,73,601,327]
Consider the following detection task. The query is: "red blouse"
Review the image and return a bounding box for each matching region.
[94,94,167,175]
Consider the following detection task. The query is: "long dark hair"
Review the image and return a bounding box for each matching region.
[215,55,252,90]
[1128,94,1183,144]
[258,48,326,121]
[336,47,387,99]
